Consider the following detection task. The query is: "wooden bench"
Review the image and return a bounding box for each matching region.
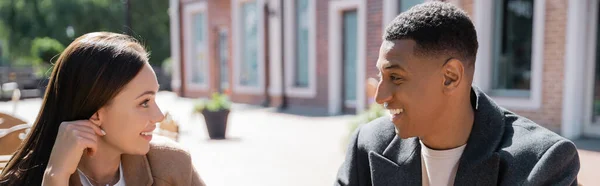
[0,154,11,172]
[0,112,29,170]
[157,112,179,141]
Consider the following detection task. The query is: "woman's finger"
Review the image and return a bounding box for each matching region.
[73,120,106,136]
[75,134,98,156]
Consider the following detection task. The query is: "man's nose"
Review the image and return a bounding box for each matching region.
[375,82,393,105]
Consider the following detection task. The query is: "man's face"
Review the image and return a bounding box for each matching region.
[375,39,449,138]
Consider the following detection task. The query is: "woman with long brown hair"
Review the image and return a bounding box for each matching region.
[0,32,205,185]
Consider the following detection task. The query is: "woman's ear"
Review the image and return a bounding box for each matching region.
[90,111,101,126]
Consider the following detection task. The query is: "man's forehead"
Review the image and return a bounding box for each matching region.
[376,40,401,69]
[376,40,417,70]
[381,40,396,52]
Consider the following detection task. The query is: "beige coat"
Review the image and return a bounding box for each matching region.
[69,137,206,186]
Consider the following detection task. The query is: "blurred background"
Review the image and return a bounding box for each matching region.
[0,0,599,185]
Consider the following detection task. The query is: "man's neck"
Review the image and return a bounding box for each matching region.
[78,141,122,184]
[420,100,474,150]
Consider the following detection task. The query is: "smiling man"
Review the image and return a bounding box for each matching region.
[335,2,579,186]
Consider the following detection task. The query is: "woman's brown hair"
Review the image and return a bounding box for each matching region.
[0,32,148,185]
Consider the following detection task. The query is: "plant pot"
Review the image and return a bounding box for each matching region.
[201,109,230,139]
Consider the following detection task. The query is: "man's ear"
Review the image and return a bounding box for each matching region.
[442,58,464,93]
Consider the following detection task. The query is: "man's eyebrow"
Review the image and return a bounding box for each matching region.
[376,63,405,71]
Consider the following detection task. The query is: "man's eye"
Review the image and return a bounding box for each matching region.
[391,76,402,81]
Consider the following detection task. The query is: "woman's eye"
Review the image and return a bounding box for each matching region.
[141,100,150,108]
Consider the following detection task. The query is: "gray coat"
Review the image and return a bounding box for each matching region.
[335,87,580,186]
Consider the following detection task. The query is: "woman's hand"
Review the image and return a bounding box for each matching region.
[42,120,105,185]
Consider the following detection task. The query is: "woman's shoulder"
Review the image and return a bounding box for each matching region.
[146,136,192,169]
[146,136,205,185]
[148,136,190,157]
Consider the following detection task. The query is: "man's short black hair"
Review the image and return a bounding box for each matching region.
[384,2,478,65]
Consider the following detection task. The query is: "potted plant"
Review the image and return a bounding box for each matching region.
[194,93,231,139]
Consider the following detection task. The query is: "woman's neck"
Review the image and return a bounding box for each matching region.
[78,141,122,185]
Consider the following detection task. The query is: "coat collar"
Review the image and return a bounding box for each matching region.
[69,154,153,186]
[368,86,504,185]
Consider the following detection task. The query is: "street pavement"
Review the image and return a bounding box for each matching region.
[0,92,354,186]
[0,91,598,185]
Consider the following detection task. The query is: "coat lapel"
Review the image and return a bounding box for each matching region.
[369,136,421,186]
[453,87,504,185]
[367,87,504,186]
[121,154,153,186]
[69,172,83,186]
[69,154,153,186]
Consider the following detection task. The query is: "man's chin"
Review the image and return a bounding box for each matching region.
[394,127,415,139]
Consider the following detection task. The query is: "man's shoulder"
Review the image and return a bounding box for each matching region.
[499,113,577,161]
[494,113,580,183]
[354,117,397,152]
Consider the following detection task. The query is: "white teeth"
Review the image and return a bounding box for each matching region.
[388,108,404,115]
[140,132,152,136]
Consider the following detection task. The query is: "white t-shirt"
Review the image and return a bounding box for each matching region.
[420,140,466,186]
[77,163,126,186]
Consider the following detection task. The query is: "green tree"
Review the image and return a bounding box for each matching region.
[30,37,64,77]
[129,0,171,67]
[0,0,169,66]
[31,37,65,64]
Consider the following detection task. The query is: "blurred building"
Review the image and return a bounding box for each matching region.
[170,0,600,139]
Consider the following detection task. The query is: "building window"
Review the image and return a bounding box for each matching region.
[284,0,316,97]
[491,0,534,97]
[343,10,358,103]
[398,0,423,13]
[593,2,600,118]
[191,12,206,84]
[240,1,259,86]
[383,0,425,32]
[294,0,309,87]
[218,29,229,93]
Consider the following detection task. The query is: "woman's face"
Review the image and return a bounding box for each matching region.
[95,63,164,155]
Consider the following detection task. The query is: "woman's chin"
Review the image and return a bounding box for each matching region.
[123,144,151,155]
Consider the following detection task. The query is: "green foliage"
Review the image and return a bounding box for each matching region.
[12,56,37,67]
[0,0,170,66]
[31,37,64,64]
[348,103,386,133]
[162,57,172,76]
[344,103,386,147]
[194,93,232,113]
[594,100,600,116]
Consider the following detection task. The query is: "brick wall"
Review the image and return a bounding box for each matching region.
[513,0,567,132]
[289,0,383,112]
[458,0,473,19]
[282,0,332,110]
[208,0,231,94]
[365,0,383,106]
[178,0,266,105]
[179,0,210,98]
[458,0,568,132]
[228,0,267,105]
[183,0,232,98]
